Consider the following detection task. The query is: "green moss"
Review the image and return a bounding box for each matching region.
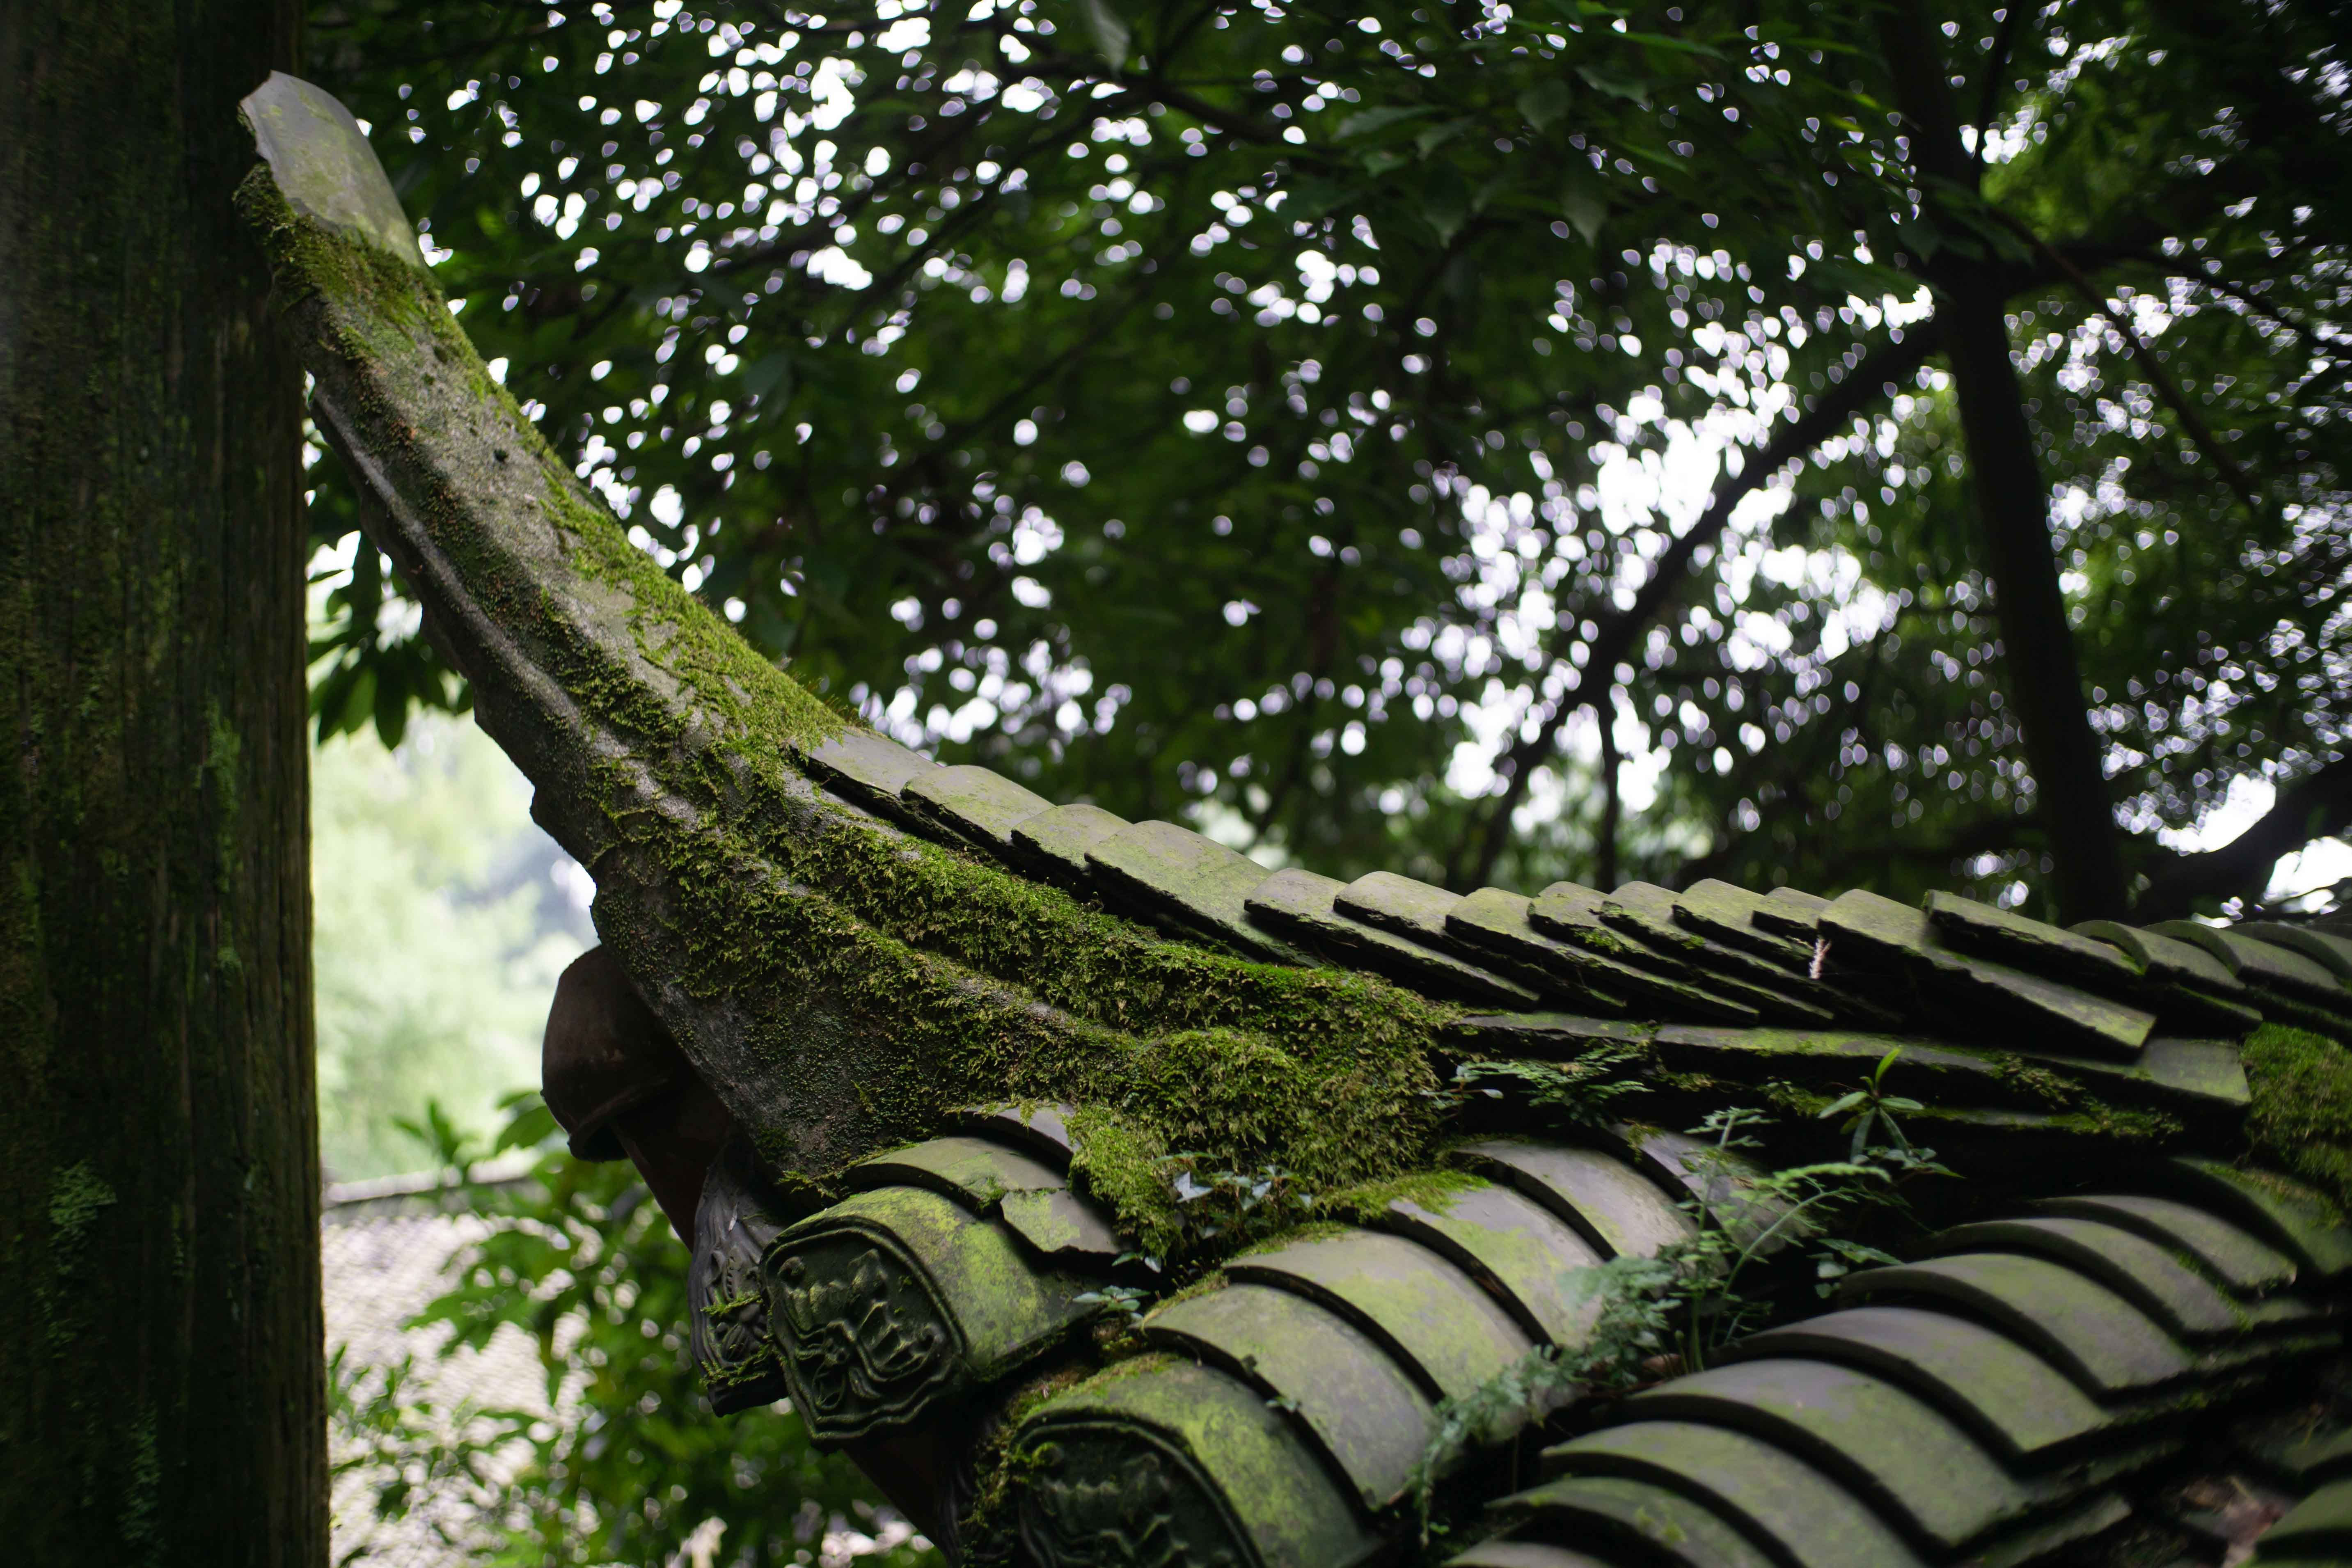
[2247,995,2352,1044]
[234,167,439,369]
[1910,1099,2182,1145]
[250,180,1454,1252]
[1654,1068,1727,1096]
[204,701,243,896]
[2243,1023,2352,1208]
[1754,1079,2179,1146]
[47,1161,118,1243]
[1231,1220,1354,1256]
[1987,1054,2086,1110]
[1142,1269,1231,1317]
[41,1162,119,1350]
[2027,1103,2184,1144]
[1321,1167,1486,1223]
[1064,1108,1178,1252]
[541,476,845,760]
[614,806,1442,1245]
[124,1409,162,1557]
[959,1358,1098,1546]
[1037,1349,1181,1403]
[1758,1080,1832,1118]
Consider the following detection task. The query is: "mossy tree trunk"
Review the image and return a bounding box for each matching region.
[0,4,321,1562]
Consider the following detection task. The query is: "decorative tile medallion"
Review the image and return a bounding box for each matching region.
[763,1225,962,1442]
[1020,1431,1249,1568]
[687,1133,792,1414]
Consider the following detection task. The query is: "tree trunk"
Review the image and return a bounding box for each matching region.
[0,5,319,1564]
[1879,1,2128,924]
[1596,693,1622,892]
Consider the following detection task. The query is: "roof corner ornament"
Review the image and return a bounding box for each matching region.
[240,71,426,268]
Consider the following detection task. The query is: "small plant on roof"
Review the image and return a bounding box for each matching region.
[1443,1038,1651,1128]
[1665,1096,1947,1369]
[1816,1046,1926,1160]
[1157,1155,1317,1251]
[1398,1073,1953,1559]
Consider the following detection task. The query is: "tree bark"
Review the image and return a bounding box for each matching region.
[1596,692,1622,892]
[0,5,320,1564]
[1879,0,2128,923]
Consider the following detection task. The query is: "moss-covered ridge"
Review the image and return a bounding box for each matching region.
[236,147,1448,1247]
[2243,1022,2352,1211]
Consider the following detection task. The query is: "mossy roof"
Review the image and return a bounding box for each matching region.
[250,71,2352,1568]
[236,67,2352,1252]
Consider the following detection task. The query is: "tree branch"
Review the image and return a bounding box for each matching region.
[1446,323,1942,890]
[1880,0,2126,922]
[2136,755,2352,920]
[1596,688,1621,890]
[1988,208,2267,524]
[1970,2,2029,172]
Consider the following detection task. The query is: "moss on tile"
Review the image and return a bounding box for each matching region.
[247,184,1450,1252]
[1321,1168,1488,1224]
[2243,1022,2352,1208]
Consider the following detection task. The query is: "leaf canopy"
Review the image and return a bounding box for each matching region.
[306,0,2352,916]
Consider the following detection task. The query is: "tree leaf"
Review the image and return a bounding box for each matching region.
[1284,174,1358,219]
[742,352,792,401]
[1575,62,1650,104]
[1337,104,1433,140]
[1078,0,1130,70]
[1894,218,1941,261]
[1617,30,1725,58]
[1562,184,1607,244]
[1421,169,1470,245]
[1518,78,1573,131]
[1415,117,1472,157]
[312,0,2352,931]
[492,1100,560,1154]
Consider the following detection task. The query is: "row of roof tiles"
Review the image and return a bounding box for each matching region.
[805,730,2352,1069]
[698,1099,2352,1567]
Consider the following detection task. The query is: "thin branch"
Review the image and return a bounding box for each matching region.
[1446,324,1944,890]
[1990,209,2267,524]
[2137,755,2352,920]
[2195,272,2320,346]
[1146,82,1289,145]
[1969,4,2028,172]
[714,88,1119,279]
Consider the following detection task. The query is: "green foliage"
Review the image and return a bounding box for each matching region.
[332,1100,939,1567]
[329,1345,532,1562]
[312,716,589,1181]
[1813,1044,1923,1159]
[1318,1164,1484,1222]
[1399,1097,1947,1554]
[1071,1149,1323,1288]
[2243,1021,2352,1210]
[303,0,2350,915]
[1447,1038,1653,1126]
[1158,1154,1321,1250]
[1674,1101,1947,1330]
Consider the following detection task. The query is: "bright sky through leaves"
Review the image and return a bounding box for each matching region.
[303,0,2352,919]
